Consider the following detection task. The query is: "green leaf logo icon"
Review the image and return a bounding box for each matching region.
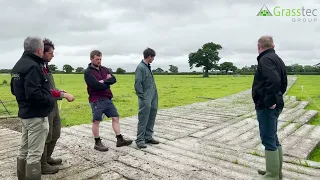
[257,5,273,16]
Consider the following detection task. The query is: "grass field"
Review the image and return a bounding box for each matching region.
[286,75,320,125]
[0,74,254,126]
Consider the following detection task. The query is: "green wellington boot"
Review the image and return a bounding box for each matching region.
[17,157,26,180]
[257,146,283,179]
[25,162,41,180]
[41,145,59,174]
[254,149,280,180]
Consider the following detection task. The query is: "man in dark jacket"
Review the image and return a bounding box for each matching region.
[252,35,287,180]
[84,50,132,151]
[40,38,75,174]
[11,36,54,180]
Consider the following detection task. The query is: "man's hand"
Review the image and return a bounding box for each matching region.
[269,104,276,109]
[64,93,75,102]
[106,74,112,79]
[98,80,104,83]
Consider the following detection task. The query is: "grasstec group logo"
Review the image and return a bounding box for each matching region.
[257,4,317,22]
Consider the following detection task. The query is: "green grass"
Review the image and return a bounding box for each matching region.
[286,75,320,162]
[286,75,320,125]
[0,74,253,126]
[309,147,320,162]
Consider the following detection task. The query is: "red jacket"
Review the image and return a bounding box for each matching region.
[43,65,64,99]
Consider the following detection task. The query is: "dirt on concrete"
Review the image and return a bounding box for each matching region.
[0,116,21,132]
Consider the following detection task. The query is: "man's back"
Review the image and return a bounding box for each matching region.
[252,48,288,110]
[11,51,54,119]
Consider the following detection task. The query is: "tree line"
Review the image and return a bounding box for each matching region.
[0,42,319,76]
[1,63,318,75]
[0,64,181,74]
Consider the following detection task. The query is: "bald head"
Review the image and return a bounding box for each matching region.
[257,35,275,54]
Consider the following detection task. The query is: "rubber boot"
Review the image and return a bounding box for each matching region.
[146,138,160,144]
[257,146,283,179]
[47,157,62,166]
[47,139,62,165]
[116,134,133,147]
[41,144,59,174]
[17,157,26,180]
[254,149,280,180]
[278,146,283,179]
[25,162,41,180]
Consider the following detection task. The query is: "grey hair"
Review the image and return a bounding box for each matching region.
[258,35,274,49]
[23,36,44,52]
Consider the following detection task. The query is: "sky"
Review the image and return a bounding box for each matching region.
[0,0,319,72]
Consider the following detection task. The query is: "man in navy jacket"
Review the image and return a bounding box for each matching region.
[252,35,287,180]
[11,36,53,180]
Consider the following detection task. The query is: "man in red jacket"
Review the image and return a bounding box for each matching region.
[84,50,132,151]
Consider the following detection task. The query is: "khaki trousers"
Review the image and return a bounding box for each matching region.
[18,117,49,164]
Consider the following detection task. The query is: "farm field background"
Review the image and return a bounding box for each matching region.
[1,74,320,161]
[1,74,319,127]
[0,74,254,126]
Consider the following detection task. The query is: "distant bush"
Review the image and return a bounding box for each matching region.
[2,79,8,85]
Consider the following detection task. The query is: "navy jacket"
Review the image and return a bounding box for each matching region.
[252,48,288,110]
[10,51,54,118]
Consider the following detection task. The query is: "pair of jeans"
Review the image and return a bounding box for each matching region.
[256,106,283,151]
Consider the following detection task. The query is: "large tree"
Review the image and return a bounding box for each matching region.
[152,67,164,73]
[169,65,178,73]
[116,67,126,74]
[63,64,74,73]
[220,62,237,73]
[75,67,84,73]
[291,63,304,72]
[188,42,222,77]
[48,64,58,72]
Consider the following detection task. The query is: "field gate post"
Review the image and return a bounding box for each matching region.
[0,100,10,115]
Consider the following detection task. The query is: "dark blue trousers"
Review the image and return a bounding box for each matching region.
[256,106,283,151]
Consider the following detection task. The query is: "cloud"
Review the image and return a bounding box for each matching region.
[0,0,319,72]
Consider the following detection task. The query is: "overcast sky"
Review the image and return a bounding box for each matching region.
[0,0,319,72]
